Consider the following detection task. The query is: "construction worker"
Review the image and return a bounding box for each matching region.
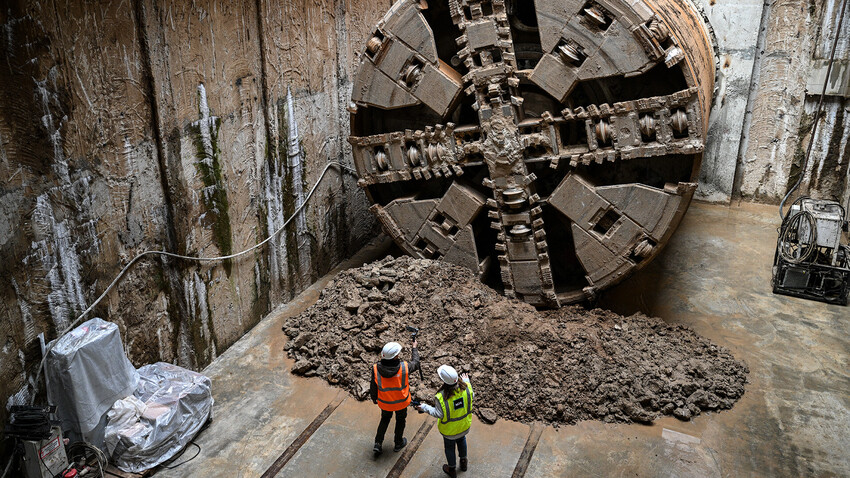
[416,365,473,478]
[370,340,419,456]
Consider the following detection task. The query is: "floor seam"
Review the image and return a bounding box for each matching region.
[260,391,347,478]
[511,423,544,478]
[386,418,435,478]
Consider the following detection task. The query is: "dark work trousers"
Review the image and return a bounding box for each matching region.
[375,408,407,446]
[443,435,468,468]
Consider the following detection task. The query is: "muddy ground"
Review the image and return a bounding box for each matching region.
[282,256,748,425]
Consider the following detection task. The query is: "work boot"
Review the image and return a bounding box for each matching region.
[373,442,383,456]
[460,457,468,472]
[442,464,457,478]
[393,437,408,452]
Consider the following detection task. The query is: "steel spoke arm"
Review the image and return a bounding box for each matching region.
[516,88,705,170]
[349,123,487,186]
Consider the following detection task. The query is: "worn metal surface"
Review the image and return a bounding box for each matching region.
[349,0,714,305]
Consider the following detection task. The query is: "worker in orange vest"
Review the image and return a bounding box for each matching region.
[370,340,419,456]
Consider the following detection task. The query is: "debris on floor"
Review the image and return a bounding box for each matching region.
[283,256,748,425]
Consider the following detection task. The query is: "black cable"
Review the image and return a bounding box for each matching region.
[160,442,201,469]
[4,406,64,478]
[779,0,849,220]
[779,210,818,263]
[3,405,54,478]
[5,406,53,441]
[66,442,107,478]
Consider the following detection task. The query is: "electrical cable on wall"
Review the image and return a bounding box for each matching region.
[28,160,358,404]
[779,0,849,220]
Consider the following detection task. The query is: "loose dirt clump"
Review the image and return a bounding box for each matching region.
[283,256,748,425]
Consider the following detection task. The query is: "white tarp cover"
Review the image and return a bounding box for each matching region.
[45,317,138,448]
[105,362,213,472]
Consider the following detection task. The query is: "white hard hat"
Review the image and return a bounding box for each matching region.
[437,365,458,385]
[381,342,402,359]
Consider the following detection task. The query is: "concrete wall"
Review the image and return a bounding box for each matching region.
[0,0,390,437]
[695,0,765,201]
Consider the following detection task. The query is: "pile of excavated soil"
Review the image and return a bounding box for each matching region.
[283,256,748,425]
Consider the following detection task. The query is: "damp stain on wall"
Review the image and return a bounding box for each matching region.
[183,271,220,367]
[189,84,234,274]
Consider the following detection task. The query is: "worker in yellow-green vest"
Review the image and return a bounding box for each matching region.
[416,365,473,478]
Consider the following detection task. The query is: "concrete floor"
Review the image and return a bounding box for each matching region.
[154,202,850,478]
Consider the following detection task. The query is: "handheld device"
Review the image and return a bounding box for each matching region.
[405,326,425,380]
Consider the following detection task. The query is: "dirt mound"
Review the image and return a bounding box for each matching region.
[282,256,748,425]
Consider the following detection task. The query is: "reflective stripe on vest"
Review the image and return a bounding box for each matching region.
[374,362,410,411]
[436,383,473,437]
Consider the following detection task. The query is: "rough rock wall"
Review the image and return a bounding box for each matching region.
[0,0,383,441]
[793,7,849,209]
[735,0,849,207]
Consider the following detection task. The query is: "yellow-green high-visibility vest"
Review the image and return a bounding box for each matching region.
[435,382,474,437]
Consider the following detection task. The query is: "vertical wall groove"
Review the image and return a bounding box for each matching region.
[131,0,191,363]
[255,0,274,162]
[731,0,774,200]
[251,0,274,320]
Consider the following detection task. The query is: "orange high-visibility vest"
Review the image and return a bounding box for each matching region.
[373,361,411,411]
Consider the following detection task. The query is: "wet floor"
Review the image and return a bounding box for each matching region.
[153,202,850,477]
